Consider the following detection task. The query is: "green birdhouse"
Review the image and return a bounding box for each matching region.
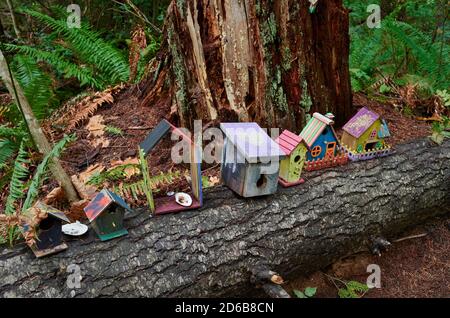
[84,189,132,241]
[276,130,309,187]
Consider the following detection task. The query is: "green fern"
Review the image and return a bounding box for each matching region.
[21,8,130,84]
[338,280,369,299]
[87,163,139,187]
[105,125,124,137]
[5,44,102,89]
[22,134,76,212]
[4,143,30,215]
[12,55,56,120]
[139,148,154,212]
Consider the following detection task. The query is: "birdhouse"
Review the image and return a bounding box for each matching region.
[139,119,203,215]
[341,107,393,161]
[220,123,285,197]
[22,201,70,258]
[276,130,309,188]
[84,189,131,241]
[300,113,348,171]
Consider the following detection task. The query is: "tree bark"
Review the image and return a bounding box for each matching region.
[5,0,21,39]
[0,50,79,203]
[140,0,352,130]
[1,138,448,298]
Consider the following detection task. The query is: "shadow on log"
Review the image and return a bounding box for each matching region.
[0,139,449,298]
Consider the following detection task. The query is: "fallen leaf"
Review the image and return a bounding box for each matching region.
[85,115,110,148]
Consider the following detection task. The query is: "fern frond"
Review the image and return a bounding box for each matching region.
[12,55,55,120]
[4,143,30,215]
[0,139,18,169]
[22,134,76,212]
[139,148,154,212]
[22,8,129,83]
[5,44,103,89]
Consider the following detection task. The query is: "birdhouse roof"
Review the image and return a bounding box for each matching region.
[35,201,70,223]
[300,113,337,148]
[220,123,285,162]
[343,107,380,138]
[84,189,132,223]
[140,119,192,156]
[276,130,308,156]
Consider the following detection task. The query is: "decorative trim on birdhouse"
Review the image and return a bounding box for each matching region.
[304,152,349,172]
[300,112,348,171]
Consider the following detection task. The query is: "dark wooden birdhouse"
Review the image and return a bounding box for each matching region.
[84,189,131,241]
[22,201,70,258]
[139,119,203,215]
[220,123,285,198]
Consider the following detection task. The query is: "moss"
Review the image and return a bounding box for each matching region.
[176,0,186,17]
[168,28,188,113]
[266,66,288,113]
[282,47,292,71]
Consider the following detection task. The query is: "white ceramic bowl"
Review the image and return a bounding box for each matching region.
[175,192,193,207]
[62,221,89,236]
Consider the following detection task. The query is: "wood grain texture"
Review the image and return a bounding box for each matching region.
[1,139,449,298]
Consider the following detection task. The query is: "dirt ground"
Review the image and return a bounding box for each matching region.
[287,216,450,298]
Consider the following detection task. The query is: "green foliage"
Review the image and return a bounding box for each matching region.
[1,135,73,245]
[430,116,450,145]
[5,44,101,88]
[338,280,369,299]
[21,8,129,84]
[346,0,450,94]
[139,148,154,212]
[201,176,211,189]
[436,90,450,108]
[22,134,76,212]
[88,163,140,187]
[4,142,30,215]
[105,125,124,137]
[12,55,57,119]
[294,287,317,298]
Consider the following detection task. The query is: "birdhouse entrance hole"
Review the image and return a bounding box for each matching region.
[365,142,378,152]
[294,155,301,163]
[39,217,56,232]
[256,174,268,188]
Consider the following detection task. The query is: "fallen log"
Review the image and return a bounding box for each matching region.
[0,138,449,298]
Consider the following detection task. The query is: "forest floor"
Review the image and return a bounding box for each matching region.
[287,215,450,298]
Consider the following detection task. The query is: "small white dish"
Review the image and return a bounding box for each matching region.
[62,221,89,236]
[175,192,193,207]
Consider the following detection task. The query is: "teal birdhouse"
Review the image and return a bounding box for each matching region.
[84,189,132,241]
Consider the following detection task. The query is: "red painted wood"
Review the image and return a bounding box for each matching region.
[154,194,202,215]
[278,178,305,188]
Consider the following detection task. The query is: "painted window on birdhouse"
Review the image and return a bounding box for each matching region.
[311,146,322,158]
[370,129,377,139]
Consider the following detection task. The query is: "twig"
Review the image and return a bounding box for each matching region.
[125,126,153,130]
[393,233,428,243]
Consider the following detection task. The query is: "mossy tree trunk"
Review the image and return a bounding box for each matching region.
[140,0,352,130]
